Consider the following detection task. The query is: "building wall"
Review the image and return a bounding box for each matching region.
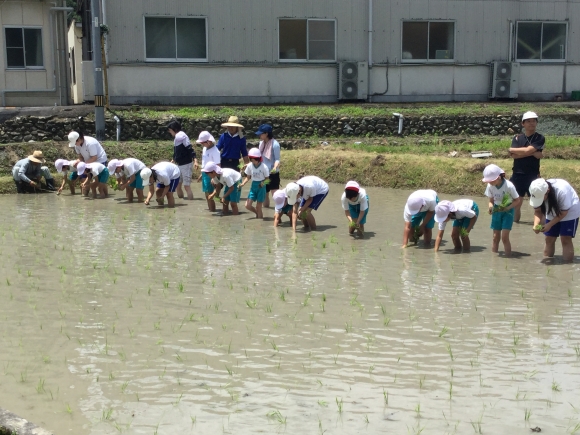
[0,0,70,106]
[68,22,83,104]
[101,0,580,103]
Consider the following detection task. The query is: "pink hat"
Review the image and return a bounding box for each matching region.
[345,181,360,192]
[202,162,222,174]
[435,200,457,223]
[482,164,505,183]
[248,148,262,160]
[406,193,425,216]
[76,162,86,175]
[273,190,287,212]
[196,131,215,144]
[107,159,123,174]
[54,159,69,173]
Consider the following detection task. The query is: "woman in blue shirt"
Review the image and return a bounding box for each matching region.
[256,124,281,208]
[217,116,249,171]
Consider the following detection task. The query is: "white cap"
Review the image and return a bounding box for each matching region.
[196,131,215,144]
[76,161,86,175]
[405,192,425,216]
[273,190,287,211]
[107,159,123,174]
[529,178,549,208]
[285,182,300,206]
[54,159,69,173]
[140,167,152,184]
[202,162,222,174]
[248,148,262,159]
[435,200,457,223]
[482,164,505,183]
[522,111,538,121]
[68,131,79,148]
[345,181,360,192]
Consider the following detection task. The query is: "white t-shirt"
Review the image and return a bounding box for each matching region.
[152,162,181,186]
[297,176,329,200]
[86,162,106,177]
[244,162,270,181]
[341,188,368,211]
[121,158,146,177]
[217,168,242,188]
[439,199,476,230]
[485,179,519,206]
[544,179,580,221]
[75,136,107,164]
[404,190,438,222]
[202,146,221,167]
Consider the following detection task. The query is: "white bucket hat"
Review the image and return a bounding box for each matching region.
[196,131,215,144]
[202,162,222,175]
[405,192,425,216]
[107,159,123,174]
[435,200,457,223]
[529,178,549,208]
[55,159,69,173]
[273,190,287,212]
[482,164,505,183]
[140,167,152,184]
[76,161,86,175]
[68,131,79,148]
[285,182,300,206]
[522,111,538,122]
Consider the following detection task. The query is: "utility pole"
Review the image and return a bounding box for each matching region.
[91,0,105,140]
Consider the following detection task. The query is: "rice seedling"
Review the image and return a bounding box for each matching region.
[446,343,454,361]
[267,410,286,425]
[552,380,561,392]
[336,397,343,414]
[460,228,469,238]
[534,224,544,231]
[101,408,113,421]
[36,378,45,393]
[439,326,449,337]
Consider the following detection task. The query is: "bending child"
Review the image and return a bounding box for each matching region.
[434,199,479,253]
[285,176,329,231]
[402,190,439,247]
[202,162,242,215]
[341,181,369,237]
[142,162,181,207]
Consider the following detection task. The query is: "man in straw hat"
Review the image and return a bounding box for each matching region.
[217,116,249,172]
[12,151,56,193]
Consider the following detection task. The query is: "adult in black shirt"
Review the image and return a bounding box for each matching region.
[509,111,545,223]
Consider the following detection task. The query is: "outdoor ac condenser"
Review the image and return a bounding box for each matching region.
[338,62,368,100]
[489,62,520,99]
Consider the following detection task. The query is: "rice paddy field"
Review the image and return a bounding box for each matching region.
[0,183,579,435]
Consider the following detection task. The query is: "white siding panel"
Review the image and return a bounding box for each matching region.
[400,66,454,95]
[565,65,580,93]
[452,65,489,94]
[519,64,564,94]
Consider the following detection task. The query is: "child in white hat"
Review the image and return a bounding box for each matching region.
[483,164,521,256]
[434,199,479,252]
[108,158,147,203]
[284,176,329,231]
[530,178,580,263]
[54,159,79,195]
[273,190,292,227]
[77,162,110,199]
[202,162,242,215]
[402,189,438,247]
[240,148,270,219]
[142,162,181,207]
[196,131,220,212]
[341,181,369,237]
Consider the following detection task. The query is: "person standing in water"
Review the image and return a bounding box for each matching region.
[402,189,439,247]
[434,199,479,253]
[530,178,580,263]
[256,124,281,208]
[217,116,249,171]
[509,111,544,223]
[168,120,198,201]
[341,181,369,237]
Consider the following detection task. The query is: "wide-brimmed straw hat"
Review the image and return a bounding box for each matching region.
[221,116,244,128]
[28,150,46,164]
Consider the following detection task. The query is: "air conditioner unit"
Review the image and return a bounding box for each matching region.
[338,61,368,100]
[489,61,520,99]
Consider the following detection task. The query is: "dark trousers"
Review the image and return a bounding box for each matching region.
[221,158,240,172]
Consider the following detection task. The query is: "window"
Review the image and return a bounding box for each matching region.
[5,27,43,68]
[144,17,207,61]
[402,21,454,61]
[279,19,336,61]
[516,22,566,61]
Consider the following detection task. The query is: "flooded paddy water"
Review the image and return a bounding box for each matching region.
[0,182,579,435]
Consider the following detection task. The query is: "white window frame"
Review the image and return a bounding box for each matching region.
[278,18,337,63]
[143,16,208,63]
[4,26,45,70]
[400,20,456,63]
[515,21,567,63]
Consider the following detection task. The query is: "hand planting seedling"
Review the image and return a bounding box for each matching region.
[411,227,421,244]
[212,196,222,202]
[460,228,469,238]
[299,211,308,220]
[108,177,119,191]
[534,224,544,231]
[349,221,358,229]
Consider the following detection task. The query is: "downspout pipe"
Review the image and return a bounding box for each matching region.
[393,112,404,135]
[367,0,373,102]
[0,6,73,107]
[113,115,121,142]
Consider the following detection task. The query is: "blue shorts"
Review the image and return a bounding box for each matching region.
[223,181,241,204]
[490,207,515,231]
[544,218,579,238]
[348,196,369,225]
[277,204,293,215]
[157,177,180,193]
[97,168,110,184]
[129,169,144,189]
[453,203,480,228]
[411,196,440,229]
[248,180,266,203]
[202,172,214,194]
[300,191,328,211]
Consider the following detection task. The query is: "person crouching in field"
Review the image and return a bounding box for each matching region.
[273,190,293,227]
[54,159,79,195]
[142,162,181,207]
[13,151,56,193]
[285,176,329,231]
[402,189,438,248]
[482,164,521,257]
[196,131,220,212]
[240,148,269,219]
[434,199,479,253]
[341,181,369,237]
[108,158,147,203]
[202,162,242,215]
[76,162,110,199]
[530,178,580,263]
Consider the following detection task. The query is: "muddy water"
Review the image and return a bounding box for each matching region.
[0,184,579,435]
